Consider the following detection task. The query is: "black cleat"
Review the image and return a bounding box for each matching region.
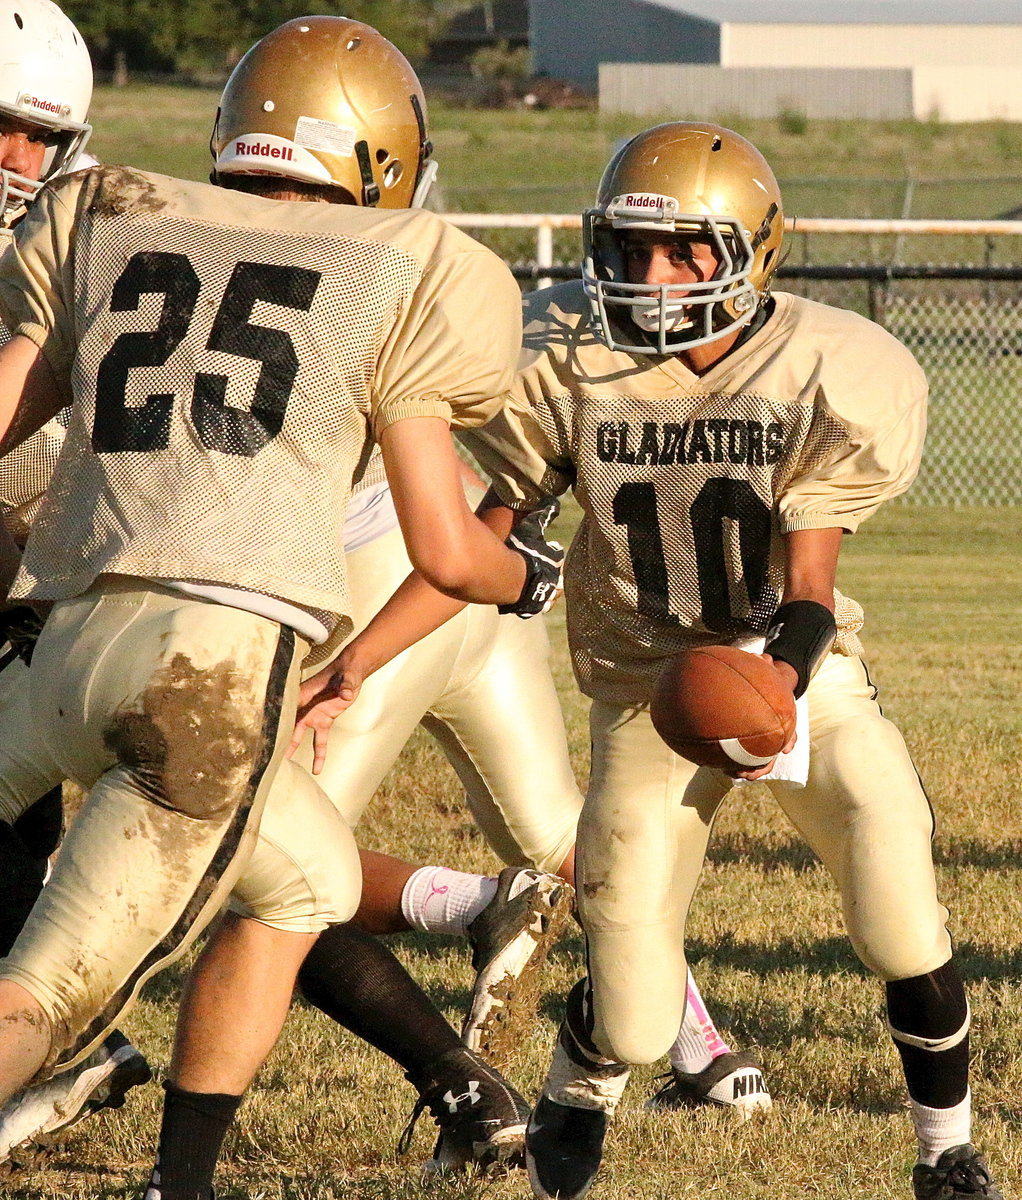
[401,1045,530,1175]
[526,1093,608,1200]
[526,1018,630,1200]
[912,1145,1004,1199]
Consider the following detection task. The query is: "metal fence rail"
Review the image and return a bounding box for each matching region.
[444,215,1022,506]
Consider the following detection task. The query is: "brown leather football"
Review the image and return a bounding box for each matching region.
[650,645,797,771]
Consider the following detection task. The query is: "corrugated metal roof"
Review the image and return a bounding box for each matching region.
[646,0,1022,24]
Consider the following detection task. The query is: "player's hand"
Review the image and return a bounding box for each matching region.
[498,497,565,619]
[287,650,368,773]
[727,655,798,781]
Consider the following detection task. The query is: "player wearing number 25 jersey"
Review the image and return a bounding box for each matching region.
[0,19,527,1100]
[468,123,999,1200]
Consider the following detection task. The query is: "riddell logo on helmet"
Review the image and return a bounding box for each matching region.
[17,94,71,118]
[616,193,674,209]
[235,141,294,161]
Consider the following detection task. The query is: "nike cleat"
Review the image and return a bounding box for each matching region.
[645,1050,771,1118]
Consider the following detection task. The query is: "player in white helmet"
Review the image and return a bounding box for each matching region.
[0,0,92,229]
[0,0,154,1174]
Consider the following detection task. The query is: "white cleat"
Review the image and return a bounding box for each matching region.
[462,867,574,1067]
[0,1030,151,1175]
[645,1050,772,1118]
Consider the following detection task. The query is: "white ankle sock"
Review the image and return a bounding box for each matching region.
[668,972,732,1074]
[911,1090,971,1166]
[400,866,499,935]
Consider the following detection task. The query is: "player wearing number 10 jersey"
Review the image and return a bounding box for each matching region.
[0,16,530,1109]
[466,123,1000,1199]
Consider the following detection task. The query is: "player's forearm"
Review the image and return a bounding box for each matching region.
[0,336,61,455]
[381,417,527,605]
[337,493,523,679]
[779,527,843,608]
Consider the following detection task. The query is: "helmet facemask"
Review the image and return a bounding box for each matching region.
[583,199,762,356]
[0,113,91,224]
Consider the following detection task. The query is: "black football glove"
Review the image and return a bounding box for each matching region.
[498,497,565,619]
[0,605,45,667]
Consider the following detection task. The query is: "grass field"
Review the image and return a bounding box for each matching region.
[7,95,1022,1199]
[8,505,1022,1200]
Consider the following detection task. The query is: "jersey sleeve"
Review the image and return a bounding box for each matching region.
[0,174,81,392]
[370,245,522,437]
[460,348,576,509]
[777,331,928,533]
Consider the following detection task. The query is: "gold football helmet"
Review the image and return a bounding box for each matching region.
[582,122,784,354]
[211,16,436,208]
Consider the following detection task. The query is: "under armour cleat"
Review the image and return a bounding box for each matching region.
[645,1050,772,1117]
[912,1145,1004,1200]
[0,1029,151,1176]
[462,867,574,1067]
[400,1045,530,1175]
[526,1019,630,1200]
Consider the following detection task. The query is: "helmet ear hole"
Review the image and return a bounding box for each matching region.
[375,148,388,164]
[763,249,775,271]
[383,160,404,188]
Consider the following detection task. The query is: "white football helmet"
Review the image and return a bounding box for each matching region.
[0,0,93,225]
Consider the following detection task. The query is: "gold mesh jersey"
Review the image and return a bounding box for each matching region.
[0,167,521,661]
[467,282,927,705]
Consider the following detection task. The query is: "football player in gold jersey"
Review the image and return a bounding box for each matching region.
[302,124,1001,1200]
[0,18,558,1187]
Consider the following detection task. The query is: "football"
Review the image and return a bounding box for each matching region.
[650,645,797,771]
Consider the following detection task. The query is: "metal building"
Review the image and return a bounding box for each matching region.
[530,0,1022,120]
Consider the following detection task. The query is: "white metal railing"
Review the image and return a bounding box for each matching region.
[443,214,1022,286]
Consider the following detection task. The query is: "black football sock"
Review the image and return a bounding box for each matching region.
[298,921,462,1076]
[146,1081,242,1200]
[13,786,64,868]
[886,959,970,1108]
[0,819,46,956]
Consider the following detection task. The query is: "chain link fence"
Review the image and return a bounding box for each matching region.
[450,219,1022,507]
[779,274,1022,506]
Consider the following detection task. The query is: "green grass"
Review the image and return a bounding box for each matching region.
[11,506,1022,1199]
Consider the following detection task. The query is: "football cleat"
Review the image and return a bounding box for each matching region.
[400,1045,530,1175]
[0,1030,151,1176]
[645,1050,772,1117]
[912,1144,1004,1200]
[526,1020,630,1200]
[527,1094,608,1200]
[143,1161,215,1200]
[462,867,574,1067]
